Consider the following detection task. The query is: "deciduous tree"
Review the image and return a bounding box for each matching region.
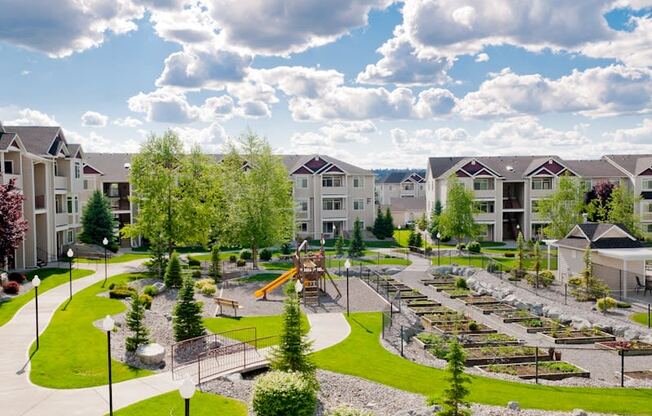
[439,176,476,243]
[429,200,443,240]
[0,178,28,269]
[538,174,586,239]
[606,185,642,238]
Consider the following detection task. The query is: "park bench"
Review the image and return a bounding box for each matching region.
[214,297,242,317]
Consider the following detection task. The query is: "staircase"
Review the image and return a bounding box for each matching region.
[302,280,320,306]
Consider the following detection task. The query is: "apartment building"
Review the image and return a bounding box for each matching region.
[0,122,84,269]
[375,170,426,226]
[426,156,629,242]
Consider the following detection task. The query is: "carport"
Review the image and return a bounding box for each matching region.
[596,248,652,298]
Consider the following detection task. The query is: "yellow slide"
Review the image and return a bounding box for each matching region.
[254,268,297,298]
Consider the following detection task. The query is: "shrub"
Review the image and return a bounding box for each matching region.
[191,270,202,279]
[280,243,292,255]
[236,259,246,267]
[108,282,116,290]
[568,276,583,287]
[456,243,466,251]
[139,294,153,310]
[164,252,183,288]
[109,285,137,299]
[328,406,373,416]
[8,272,26,283]
[616,301,631,308]
[468,321,478,331]
[454,277,468,290]
[503,252,515,258]
[126,294,149,352]
[143,285,158,297]
[260,248,273,261]
[2,281,20,295]
[187,255,201,267]
[209,245,221,282]
[240,249,252,260]
[229,254,237,263]
[526,270,555,288]
[252,371,317,416]
[596,296,617,313]
[466,241,481,254]
[195,278,217,296]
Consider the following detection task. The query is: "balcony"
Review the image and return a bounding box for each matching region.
[110,198,131,212]
[295,210,309,220]
[2,173,22,189]
[54,175,68,191]
[55,212,68,227]
[322,209,347,219]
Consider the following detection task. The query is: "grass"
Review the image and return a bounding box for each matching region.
[204,313,309,342]
[112,391,247,416]
[392,230,506,249]
[312,312,652,414]
[0,268,95,327]
[431,254,558,271]
[76,253,150,264]
[631,311,651,327]
[308,239,399,248]
[29,272,153,388]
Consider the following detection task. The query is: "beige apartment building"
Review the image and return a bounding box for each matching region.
[375,170,426,226]
[0,122,84,270]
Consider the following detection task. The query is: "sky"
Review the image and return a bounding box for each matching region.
[1,0,652,169]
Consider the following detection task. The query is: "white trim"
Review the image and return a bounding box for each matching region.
[592,224,636,242]
[565,224,590,241]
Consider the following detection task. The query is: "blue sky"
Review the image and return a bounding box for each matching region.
[1,1,652,168]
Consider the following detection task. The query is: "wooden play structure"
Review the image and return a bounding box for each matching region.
[254,238,341,306]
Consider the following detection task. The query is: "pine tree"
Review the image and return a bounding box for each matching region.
[383,207,394,239]
[0,178,28,270]
[209,244,221,283]
[429,200,443,240]
[80,190,116,248]
[148,234,168,279]
[173,277,205,341]
[407,229,417,247]
[335,234,345,256]
[164,252,183,288]
[516,231,525,274]
[270,280,315,377]
[440,339,471,416]
[373,207,385,239]
[414,232,423,249]
[348,218,365,257]
[532,241,541,288]
[125,294,149,352]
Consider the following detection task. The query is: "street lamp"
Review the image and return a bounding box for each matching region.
[67,248,74,300]
[344,259,351,316]
[102,315,115,416]
[179,377,196,416]
[436,232,441,266]
[33,275,41,350]
[102,237,109,285]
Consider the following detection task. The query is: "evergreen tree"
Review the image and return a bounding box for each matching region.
[416,213,429,233]
[209,244,221,283]
[407,229,417,247]
[383,207,394,239]
[516,231,525,274]
[164,252,183,288]
[0,178,28,270]
[270,280,315,377]
[173,277,205,341]
[429,200,443,240]
[335,234,345,256]
[440,339,471,416]
[80,190,116,249]
[414,232,423,249]
[125,294,149,352]
[348,218,365,257]
[373,207,385,239]
[532,241,541,287]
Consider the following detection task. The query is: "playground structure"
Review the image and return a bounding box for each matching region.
[254,238,341,306]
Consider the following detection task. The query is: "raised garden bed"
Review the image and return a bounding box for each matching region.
[477,361,590,380]
[513,318,559,333]
[407,299,440,308]
[441,288,474,299]
[459,333,521,348]
[471,303,517,315]
[596,340,652,356]
[624,370,652,381]
[540,328,615,344]
[432,321,497,335]
[420,312,468,330]
[464,346,551,366]
[462,295,500,305]
[494,309,538,323]
[410,306,452,316]
[420,278,456,285]
[397,292,428,301]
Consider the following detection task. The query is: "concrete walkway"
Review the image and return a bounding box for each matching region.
[0,260,351,416]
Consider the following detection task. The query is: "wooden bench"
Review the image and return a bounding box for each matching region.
[214,297,242,317]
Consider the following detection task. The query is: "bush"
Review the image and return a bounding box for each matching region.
[139,294,153,310]
[504,252,515,258]
[568,276,583,287]
[596,296,617,313]
[260,248,273,261]
[192,270,202,279]
[328,406,373,416]
[526,270,555,288]
[456,243,466,251]
[454,277,468,290]
[143,285,158,297]
[280,243,292,255]
[252,371,317,416]
[109,285,137,299]
[236,259,246,267]
[468,321,478,331]
[108,282,116,290]
[229,254,237,263]
[616,301,631,308]
[240,249,252,260]
[466,241,481,254]
[2,281,20,295]
[164,252,183,289]
[187,255,201,267]
[195,278,217,296]
[8,272,26,283]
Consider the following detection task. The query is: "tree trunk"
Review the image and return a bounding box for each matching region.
[252,245,258,270]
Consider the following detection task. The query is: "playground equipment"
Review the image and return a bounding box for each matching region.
[253,238,341,306]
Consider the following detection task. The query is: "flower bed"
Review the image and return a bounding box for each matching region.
[596,340,652,356]
[459,333,521,348]
[464,346,551,366]
[477,361,590,380]
[471,303,517,315]
[513,318,559,333]
[540,328,615,344]
[494,309,538,323]
[462,295,500,305]
[432,321,497,335]
[420,312,467,330]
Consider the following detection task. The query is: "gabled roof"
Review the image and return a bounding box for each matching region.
[67,144,84,159]
[381,170,426,184]
[2,126,65,156]
[557,223,643,250]
[85,153,133,182]
[0,132,19,151]
[604,154,652,176]
[564,159,626,178]
[429,155,565,180]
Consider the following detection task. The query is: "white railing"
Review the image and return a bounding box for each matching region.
[54,175,68,190]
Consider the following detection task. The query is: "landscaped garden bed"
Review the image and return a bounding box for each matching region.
[462,295,500,305]
[440,288,474,299]
[540,328,615,344]
[409,306,451,316]
[420,311,467,330]
[458,333,521,348]
[494,309,538,323]
[464,345,551,366]
[477,361,590,380]
[406,299,440,308]
[471,303,516,315]
[513,318,559,333]
[432,321,497,335]
[395,290,428,301]
[596,340,652,356]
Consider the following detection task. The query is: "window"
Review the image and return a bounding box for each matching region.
[297,222,308,232]
[473,178,495,191]
[353,199,364,210]
[108,183,119,197]
[402,182,415,191]
[474,200,495,213]
[322,175,342,187]
[532,177,553,190]
[580,180,592,192]
[476,224,490,239]
[83,179,89,190]
[353,176,363,188]
[74,162,81,179]
[74,197,79,213]
[296,176,308,188]
[54,162,59,176]
[323,221,338,233]
[322,198,343,210]
[645,224,652,233]
[643,179,652,191]
[388,185,392,191]
[296,200,308,212]
[67,230,74,243]
[67,197,73,213]
[3,160,13,174]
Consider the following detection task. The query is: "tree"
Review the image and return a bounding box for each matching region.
[80,190,116,250]
[407,229,417,247]
[439,176,476,243]
[173,277,205,341]
[586,182,615,222]
[416,213,429,233]
[270,280,315,377]
[0,178,28,270]
[348,218,365,257]
[538,174,586,239]
[164,252,183,288]
[221,132,294,269]
[516,231,525,274]
[429,200,443,240]
[606,185,642,238]
[439,339,471,416]
[125,294,149,352]
[383,207,394,239]
[147,234,168,279]
[209,244,221,283]
[532,241,542,287]
[372,207,385,239]
[335,234,345,256]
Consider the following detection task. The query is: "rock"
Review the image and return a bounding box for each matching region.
[624,329,642,340]
[558,314,573,325]
[226,372,243,382]
[640,334,652,344]
[393,406,439,416]
[546,307,563,320]
[135,343,165,365]
[507,401,520,411]
[529,303,544,316]
[153,282,166,293]
[571,316,592,330]
[612,325,629,337]
[572,409,588,416]
[593,322,613,334]
[385,267,403,275]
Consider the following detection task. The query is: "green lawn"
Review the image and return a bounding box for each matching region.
[631,311,651,327]
[431,254,558,271]
[204,313,309,342]
[0,268,95,327]
[76,253,150,264]
[312,313,652,414]
[29,272,153,388]
[112,391,247,416]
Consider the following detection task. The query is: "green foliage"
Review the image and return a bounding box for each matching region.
[348,218,366,257]
[466,241,481,253]
[526,270,555,288]
[143,285,158,297]
[280,242,293,255]
[538,174,586,239]
[164,252,183,288]
[439,176,477,243]
[109,283,137,299]
[125,295,149,352]
[259,248,273,261]
[192,270,202,279]
[335,234,345,256]
[240,249,252,260]
[139,294,153,310]
[173,277,205,341]
[79,190,117,250]
[252,371,317,416]
[236,259,246,267]
[229,254,237,263]
[596,296,617,313]
[187,255,201,267]
[454,277,468,290]
[373,207,386,239]
[209,245,221,282]
[416,213,429,233]
[147,235,168,279]
[516,232,525,272]
[195,278,217,296]
[383,207,394,239]
[438,339,471,416]
[605,186,642,238]
[429,200,444,240]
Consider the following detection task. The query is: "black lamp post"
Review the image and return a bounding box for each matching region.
[67,248,74,300]
[102,237,109,285]
[344,259,351,316]
[33,275,41,349]
[179,377,196,416]
[436,232,441,266]
[103,315,115,415]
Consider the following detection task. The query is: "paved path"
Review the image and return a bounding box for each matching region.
[0,261,351,416]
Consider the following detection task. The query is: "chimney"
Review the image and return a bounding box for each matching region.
[582,213,588,224]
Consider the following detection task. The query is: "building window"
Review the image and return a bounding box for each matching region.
[402,182,415,191]
[67,230,74,243]
[474,200,495,213]
[473,178,495,190]
[580,179,592,192]
[74,197,79,213]
[296,176,308,188]
[353,199,364,210]
[74,162,81,179]
[643,179,652,191]
[297,222,308,232]
[67,197,73,213]
[476,224,490,239]
[323,198,343,210]
[353,176,363,188]
[322,175,343,187]
[323,221,340,234]
[296,200,308,212]
[645,224,652,233]
[108,183,119,197]
[54,162,59,176]
[532,177,553,190]
[3,160,13,174]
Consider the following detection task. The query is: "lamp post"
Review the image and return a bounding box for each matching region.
[179,377,196,416]
[344,259,351,316]
[33,275,41,350]
[397,225,402,245]
[436,232,441,266]
[102,237,109,285]
[102,315,115,416]
[67,248,74,300]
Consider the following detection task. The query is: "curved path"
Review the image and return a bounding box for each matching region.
[0,261,351,416]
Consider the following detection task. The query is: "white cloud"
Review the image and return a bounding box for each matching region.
[290,121,376,147]
[64,129,141,152]
[0,0,144,57]
[170,121,228,152]
[609,118,652,143]
[2,107,59,126]
[475,53,489,62]
[149,3,219,45]
[128,88,200,123]
[256,66,344,99]
[81,111,108,127]
[113,116,143,127]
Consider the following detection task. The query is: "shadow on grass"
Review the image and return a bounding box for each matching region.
[350,316,373,334]
[17,348,38,375]
[60,298,72,311]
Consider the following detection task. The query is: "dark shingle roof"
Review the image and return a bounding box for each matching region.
[557,223,643,250]
[0,132,18,151]
[565,159,627,178]
[381,170,426,184]
[604,154,652,176]
[428,157,465,178]
[575,223,633,240]
[3,126,62,155]
[429,155,565,180]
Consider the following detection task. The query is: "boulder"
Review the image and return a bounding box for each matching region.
[529,303,544,316]
[572,409,588,416]
[593,323,613,334]
[226,372,243,382]
[558,314,573,325]
[612,325,629,337]
[571,317,592,330]
[624,329,642,340]
[546,307,563,321]
[393,407,439,416]
[135,343,166,365]
[507,401,520,411]
[152,282,166,293]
